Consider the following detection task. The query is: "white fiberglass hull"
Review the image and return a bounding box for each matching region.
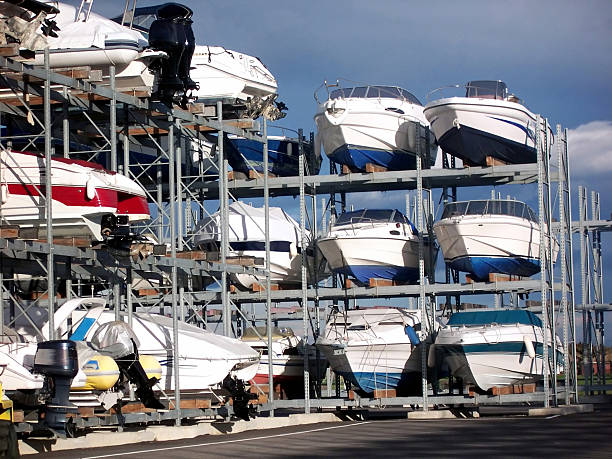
[435,323,563,391]
[0,149,149,241]
[314,97,437,171]
[434,214,557,280]
[423,97,552,166]
[190,46,277,101]
[231,250,303,289]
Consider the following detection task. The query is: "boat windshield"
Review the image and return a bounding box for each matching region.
[329,86,422,105]
[465,80,508,100]
[335,209,419,233]
[441,200,537,222]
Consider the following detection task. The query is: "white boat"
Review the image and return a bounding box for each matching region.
[316,307,425,394]
[9,298,259,394]
[423,80,553,166]
[317,209,436,286]
[314,82,438,172]
[193,201,307,290]
[434,309,564,391]
[241,326,326,396]
[190,45,277,102]
[433,199,558,281]
[0,148,149,241]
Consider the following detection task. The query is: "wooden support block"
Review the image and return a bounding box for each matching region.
[465,275,475,284]
[488,273,524,282]
[368,278,395,287]
[49,237,91,247]
[110,402,156,414]
[130,242,154,259]
[522,383,536,393]
[0,225,19,239]
[467,386,476,397]
[490,385,513,396]
[247,394,268,405]
[345,278,354,289]
[153,244,167,256]
[228,170,247,181]
[136,288,161,297]
[348,390,356,400]
[225,256,259,266]
[248,169,276,180]
[365,163,387,173]
[168,398,211,410]
[513,384,523,394]
[251,282,280,292]
[373,388,396,398]
[18,227,39,240]
[189,103,216,117]
[341,165,357,174]
[12,411,24,423]
[0,44,19,57]
[485,156,508,167]
[175,250,207,261]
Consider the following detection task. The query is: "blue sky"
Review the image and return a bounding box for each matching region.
[72,1,612,342]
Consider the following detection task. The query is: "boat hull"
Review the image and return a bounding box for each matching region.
[315,98,436,171]
[434,215,546,281]
[424,97,550,166]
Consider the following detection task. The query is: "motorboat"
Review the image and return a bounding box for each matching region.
[9,298,260,395]
[316,307,426,394]
[0,148,149,241]
[189,45,277,102]
[316,208,436,286]
[193,201,309,290]
[241,326,326,397]
[434,309,564,391]
[226,133,321,177]
[423,80,553,166]
[433,199,558,281]
[314,82,438,172]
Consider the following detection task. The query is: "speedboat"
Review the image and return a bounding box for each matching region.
[424,80,553,166]
[10,298,260,394]
[226,133,321,177]
[314,82,438,172]
[189,45,277,102]
[316,307,425,394]
[0,148,149,241]
[316,208,436,286]
[193,201,308,290]
[433,199,558,281]
[434,309,564,391]
[241,326,326,396]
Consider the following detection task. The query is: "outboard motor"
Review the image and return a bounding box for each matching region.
[90,321,164,410]
[148,3,195,105]
[33,340,79,437]
[222,375,257,421]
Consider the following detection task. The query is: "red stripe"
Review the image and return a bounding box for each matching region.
[7,184,149,216]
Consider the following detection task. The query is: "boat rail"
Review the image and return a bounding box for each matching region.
[426,81,522,105]
[440,199,538,223]
[314,79,422,105]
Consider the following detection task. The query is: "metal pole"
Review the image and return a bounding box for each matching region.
[416,124,428,410]
[169,118,181,425]
[62,87,69,158]
[109,66,117,172]
[263,119,274,416]
[216,102,230,337]
[545,120,557,405]
[44,48,55,340]
[299,129,310,413]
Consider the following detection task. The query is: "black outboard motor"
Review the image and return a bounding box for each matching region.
[148,3,195,104]
[90,321,164,410]
[33,340,79,437]
[222,375,257,421]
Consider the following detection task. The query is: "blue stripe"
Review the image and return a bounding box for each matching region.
[448,255,540,281]
[489,116,533,139]
[328,145,419,171]
[69,317,96,341]
[332,265,419,286]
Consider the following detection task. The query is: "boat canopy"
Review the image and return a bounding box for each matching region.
[329,85,422,105]
[447,309,542,327]
[466,80,508,100]
[441,200,537,223]
[335,209,418,232]
[241,326,295,341]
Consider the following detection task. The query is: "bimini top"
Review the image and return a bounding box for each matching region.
[329,85,422,105]
[334,209,418,232]
[465,80,508,100]
[447,309,543,328]
[440,200,537,223]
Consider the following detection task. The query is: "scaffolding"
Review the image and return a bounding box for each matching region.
[0,48,599,432]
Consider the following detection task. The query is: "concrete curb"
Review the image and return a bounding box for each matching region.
[407,409,479,419]
[19,413,343,455]
[528,404,594,417]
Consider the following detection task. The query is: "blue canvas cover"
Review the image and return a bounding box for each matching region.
[447,309,542,328]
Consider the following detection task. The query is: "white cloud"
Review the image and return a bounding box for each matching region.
[567,121,612,176]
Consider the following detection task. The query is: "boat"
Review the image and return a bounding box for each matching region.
[241,326,326,396]
[316,307,426,395]
[189,45,277,102]
[434,309,564,391]
[423,80,553,166]
[433,199,558,281]
[314,81,438,172]
[226,133,321,177]
[0,148,149,241]
[316,208,436,286]
[193,201,310,290]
